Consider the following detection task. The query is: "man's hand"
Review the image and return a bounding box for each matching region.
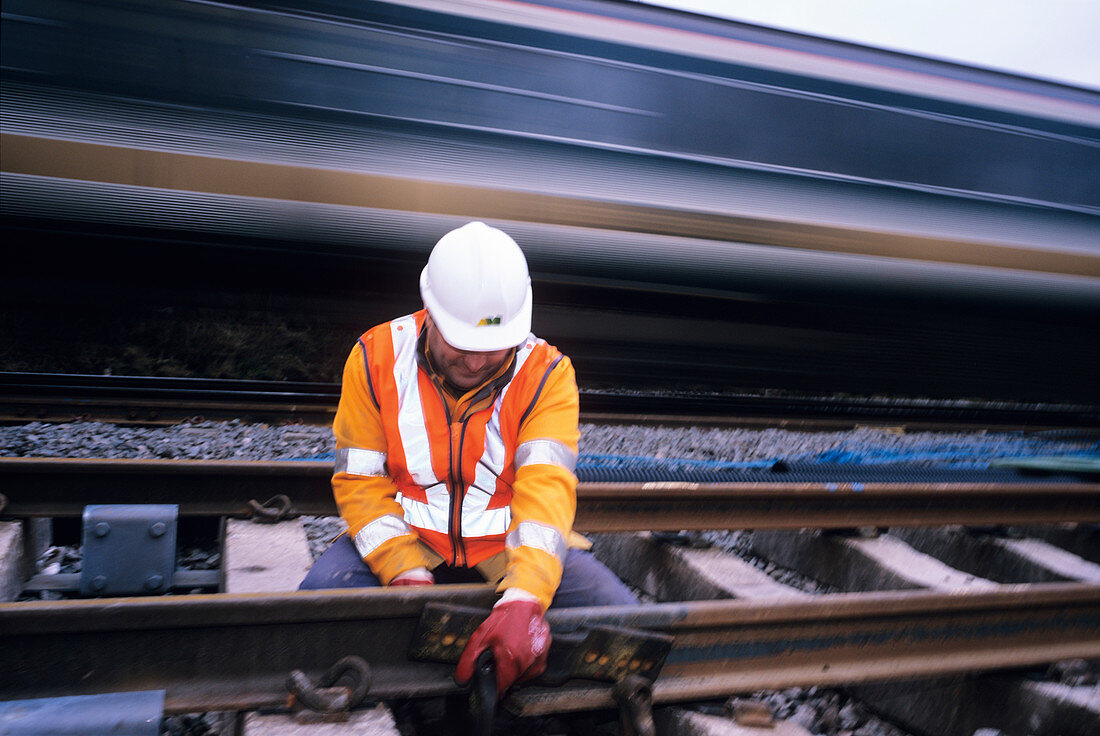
[390,568,434,586]
[454,600,550,696]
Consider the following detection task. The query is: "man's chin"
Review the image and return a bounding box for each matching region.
[451,374,485,390]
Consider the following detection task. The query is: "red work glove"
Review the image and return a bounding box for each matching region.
[390,568,434,586]
[454,600,551,696]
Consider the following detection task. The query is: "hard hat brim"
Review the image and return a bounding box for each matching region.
[420,267,533,351]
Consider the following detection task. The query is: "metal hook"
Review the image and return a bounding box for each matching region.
[287,656,372,717]
[247,494,293,523]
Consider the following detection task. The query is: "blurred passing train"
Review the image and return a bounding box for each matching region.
[2,0,1099,400]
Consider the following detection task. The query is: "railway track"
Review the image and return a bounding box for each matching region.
[1,454,1098,734]
[3,372,1099,430]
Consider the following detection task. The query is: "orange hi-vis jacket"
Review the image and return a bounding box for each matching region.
[332,310,580,610]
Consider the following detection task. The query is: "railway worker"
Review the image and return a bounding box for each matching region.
[300,221,638,696]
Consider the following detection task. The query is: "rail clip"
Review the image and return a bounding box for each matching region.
[286,656,372,723]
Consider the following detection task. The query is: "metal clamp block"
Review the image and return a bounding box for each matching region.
[79,504,178,597]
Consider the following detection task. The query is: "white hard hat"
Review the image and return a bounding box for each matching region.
[419,221,533,351]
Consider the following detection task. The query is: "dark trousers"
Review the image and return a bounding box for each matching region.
[299,534,639,608]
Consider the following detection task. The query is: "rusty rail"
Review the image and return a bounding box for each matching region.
[1,457,1097,528]
[574,482,1100,530]
[1,583,1097,714]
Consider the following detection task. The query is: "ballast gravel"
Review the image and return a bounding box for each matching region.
[3,418,1096,464]
[0,420,333,461]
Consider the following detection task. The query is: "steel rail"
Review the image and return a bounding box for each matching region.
[4,372,1099,429]
[1,457,1098,528]
[0,372,339,426]
[574,481,1100,530]
[2,398,336,426]
[2,453,1100,528]
[1,583,1097,715]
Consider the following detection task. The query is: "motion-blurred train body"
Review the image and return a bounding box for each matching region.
[2,0,1099,399]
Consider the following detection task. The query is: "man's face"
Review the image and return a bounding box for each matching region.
[426,318,512,391]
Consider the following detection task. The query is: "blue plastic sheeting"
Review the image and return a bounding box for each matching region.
[301,434,1099,474]
[576,462,1083,484]
[578,453,776,471]
[0,690,164,736]
[786,436,1100,468]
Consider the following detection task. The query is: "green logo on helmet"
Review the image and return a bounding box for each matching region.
[476,316,502,327]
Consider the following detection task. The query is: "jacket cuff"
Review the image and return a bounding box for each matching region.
[365,535,432,585]
[392,567,434,585]
[496,587,541,607]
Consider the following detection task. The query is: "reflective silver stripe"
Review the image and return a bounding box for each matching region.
[334,447,388,477]
[514,439,577,472]
[391,315,437,487]
[478,335,538,477]
[399,482,451,533]
[353,514,414,558]
[460,484,512,537]
[506,520,566,561]
[512,335,539,377]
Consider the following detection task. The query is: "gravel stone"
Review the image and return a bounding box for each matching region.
[303,515,348,560]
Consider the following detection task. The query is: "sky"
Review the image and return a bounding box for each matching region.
[641,0,1100,91]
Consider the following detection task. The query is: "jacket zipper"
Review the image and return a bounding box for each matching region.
[432,380,472,568]
[427,381,462,567]
[451,417,472,567]
[430,369,503,568]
